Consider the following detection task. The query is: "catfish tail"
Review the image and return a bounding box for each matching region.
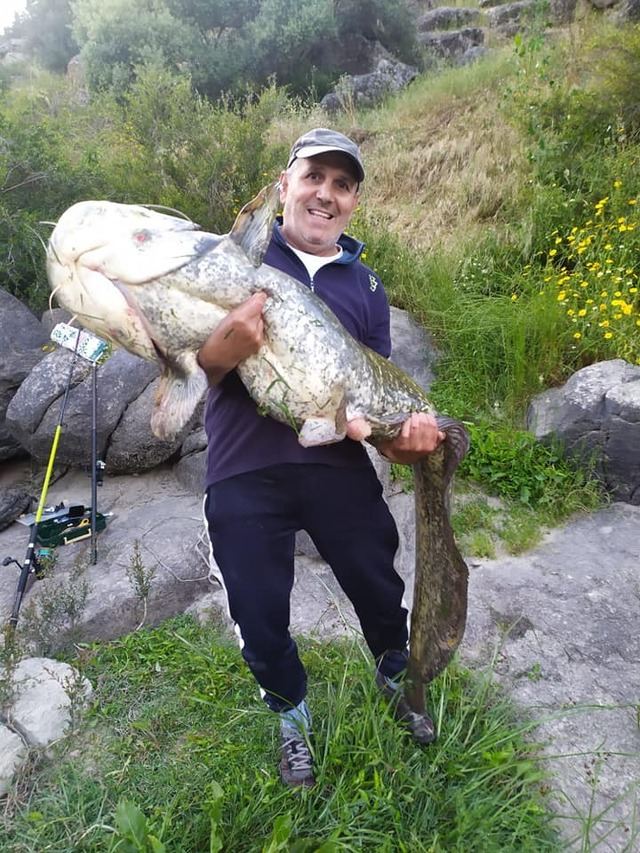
[404,417,470,713]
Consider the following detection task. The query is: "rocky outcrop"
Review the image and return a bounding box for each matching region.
[0,38,27,66]
[0,290,49,461]
[321,57,419,113]
[614,0,640,19]
[4,346,195,472]
[416,6,482,29]
[486,0,538,28]
[527,360,640,504]
[418,27,485,61]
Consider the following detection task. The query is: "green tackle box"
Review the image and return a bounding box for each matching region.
[36,505,107,548]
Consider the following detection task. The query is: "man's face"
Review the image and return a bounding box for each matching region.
[279,152,360,257]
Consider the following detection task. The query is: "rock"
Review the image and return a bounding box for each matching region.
[5,348,92,453]
[389,306,436,392]
[6,349,159,466]
[416,6,481,29]
[0,466,215,647]
[0,38,28,65]
[0,288,49,461]
[40,308,72,338]
[527,359,640,504]
[321,57,418,113]
[615,0,640,19]
[173,429,208,495]
[549,0,578,22]
[418,27,485,60]
[0,726,27,797]
[486,0,538,27]
[461,503,640,850]
[0,487,33,532]
[458,45,489,66]
[106,378,190,474]
[7,658,92,748]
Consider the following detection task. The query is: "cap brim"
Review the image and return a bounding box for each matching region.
[287,145,364,182]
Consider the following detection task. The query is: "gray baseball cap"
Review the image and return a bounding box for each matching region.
[286,127,365,183]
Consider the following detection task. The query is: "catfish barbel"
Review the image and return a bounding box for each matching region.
[46,182,470,711]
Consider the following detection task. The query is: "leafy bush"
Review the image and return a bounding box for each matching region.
[0,66,290,311]
[10,0,78,73]
[62,0,419,99]
[459,422,602,511]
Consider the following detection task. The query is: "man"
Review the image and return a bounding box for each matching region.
[197,128,444,788]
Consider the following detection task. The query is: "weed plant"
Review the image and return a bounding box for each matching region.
[0,616,559,852]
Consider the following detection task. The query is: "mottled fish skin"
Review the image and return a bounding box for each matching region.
[405,418,470,713]
[46,183,471,700]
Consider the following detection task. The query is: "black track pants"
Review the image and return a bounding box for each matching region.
[205,463,409,712]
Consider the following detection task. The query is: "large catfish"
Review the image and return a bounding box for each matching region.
[46,183,470,711]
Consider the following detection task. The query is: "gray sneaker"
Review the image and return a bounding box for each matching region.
[279,730,315,787]
[376,671,437,745]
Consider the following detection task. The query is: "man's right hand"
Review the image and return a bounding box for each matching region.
[197,292,267,384]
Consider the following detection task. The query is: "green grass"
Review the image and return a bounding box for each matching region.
[0,616,560,852]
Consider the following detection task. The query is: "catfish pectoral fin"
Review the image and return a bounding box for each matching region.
[150,354,208,440]
[406,419,470,711]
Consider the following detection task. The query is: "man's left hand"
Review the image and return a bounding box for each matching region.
[374,412,445,465]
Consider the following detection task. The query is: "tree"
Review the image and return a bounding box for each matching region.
[11,0,78,72]
[71,0,203,93]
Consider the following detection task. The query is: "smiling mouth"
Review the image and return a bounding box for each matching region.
[308,208,333,220]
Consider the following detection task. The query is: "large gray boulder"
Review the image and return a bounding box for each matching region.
[6,348,162,467]
[418,27,485,60]
[417,6,481,29]
[174,426,208,494]
[549,0,578,22]
[321,58,418,113]
[0,657,92,796]
[0,466,213,646]
[106,378,194,474]
[486,0,538,27]
[615,0,640,19]
[527,359,640,504]
[0,288,49,461]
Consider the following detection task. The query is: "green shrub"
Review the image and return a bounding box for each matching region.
[459,422,602,513]
[0,67,290,311]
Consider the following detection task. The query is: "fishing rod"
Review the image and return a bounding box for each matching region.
[51,323,108,565]
[3,324,108,637]
[4,332,80,638]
